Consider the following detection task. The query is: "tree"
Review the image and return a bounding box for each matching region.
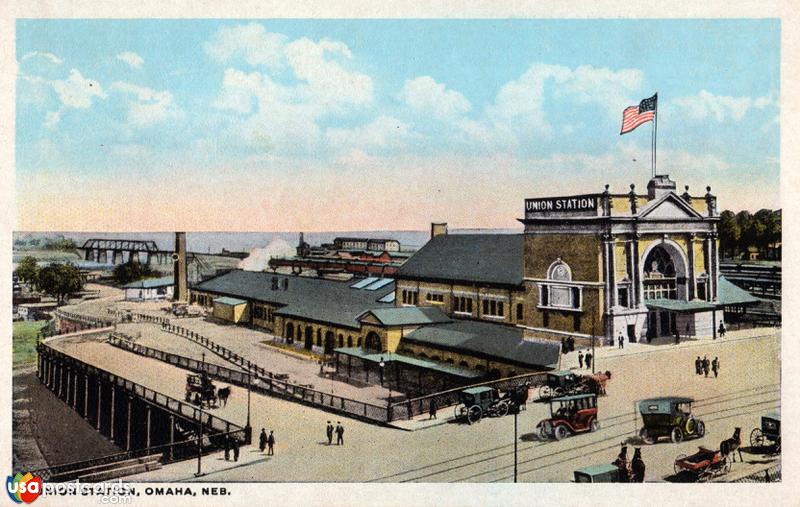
[113,261,155,285]
[717,211,740,258]
[37,263,83,305]
[14,256,40,286]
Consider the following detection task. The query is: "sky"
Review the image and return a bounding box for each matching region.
[15,19,780,232]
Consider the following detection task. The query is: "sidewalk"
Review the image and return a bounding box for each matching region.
[560,326,780,370]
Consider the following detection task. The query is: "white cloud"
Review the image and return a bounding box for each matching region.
[212,68,263,114]
[400,76,471,120]
[22,51,63,65]
[672,90,776,122]
[117,51,144,70]
[111,81,183,126]
[204,23,287,70]
[43,110,61,130]
[284,37,373,107]
[326,115,414,152]
[51,69,106,109]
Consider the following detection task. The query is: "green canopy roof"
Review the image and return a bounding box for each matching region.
[717,276,761,306]
[334,347,482,378]
[644,299,716,312]
[214,296,248,306]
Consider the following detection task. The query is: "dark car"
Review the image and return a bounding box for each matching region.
[638,397,705,444]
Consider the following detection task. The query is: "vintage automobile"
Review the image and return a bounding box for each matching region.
[454,386,510,424]
[750,411,781,452]
[573,463,625,483]
[638,397,705,444]
[536,393,599,441]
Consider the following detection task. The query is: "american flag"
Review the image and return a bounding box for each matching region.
[620,94,657,135]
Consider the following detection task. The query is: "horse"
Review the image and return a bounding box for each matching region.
[217,386,231,407]
[720,427,743,463]
[631,448,645,483]
[612,444,630,482]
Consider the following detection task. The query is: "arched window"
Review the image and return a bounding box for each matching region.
[365,332,381,352]
[347,335,353,347]
[459,360,469,368]
[338,334,344,348]
[357,337,362,347]
[286,322,294,342]
[541,259,579,309]
[643,245,678,299]
[548,260,572,281]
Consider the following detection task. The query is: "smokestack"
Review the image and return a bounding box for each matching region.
[173,232,188,302]
[430,222,448,240]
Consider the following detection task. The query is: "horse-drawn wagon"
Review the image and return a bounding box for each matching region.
[750,411,780,453]
[537,370,612,400]
[674,447,730,482]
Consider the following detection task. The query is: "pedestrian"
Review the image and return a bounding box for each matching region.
[223,435,230,461]
[718,322,726,338]
[567,336,575,353]
[585,352,592,370]
[712,357,719,378]
[674,331,680,345]
[259,428,267,453]
[695,356,702,375]
[618,332,624,349]
[578,350,584,369]
[702,356,710,378]
[326,421,334,445]
[335,422,344,445]
[267,430,275,456]
[429,398,437,420]
[561,337,567,354]
[232,437,240,462]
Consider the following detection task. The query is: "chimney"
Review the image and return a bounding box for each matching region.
[646,175,676,200]
[430,222,448,240]
[173,232,188,302]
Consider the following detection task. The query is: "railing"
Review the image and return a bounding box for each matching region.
[108,333,391,423]
[108,309,172,326]
[731,462,781,483]
[160,323,274,380]
[387,370,550,420]
[28,428,247,482]
[55,309,117,328]
[38,337,243,436]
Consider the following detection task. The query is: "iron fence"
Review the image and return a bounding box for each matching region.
[731,463,781,483]
[55,310,116,328]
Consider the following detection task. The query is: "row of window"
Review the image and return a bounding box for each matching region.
[452,296,473,314]
[252,305,275,322]
[401,289,419,305]
[426,293,445,303]
[482,299,505,317]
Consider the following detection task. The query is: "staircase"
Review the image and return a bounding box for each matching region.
[49,454,162,483]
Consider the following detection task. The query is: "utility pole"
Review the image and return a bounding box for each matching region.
[514,408,519,483]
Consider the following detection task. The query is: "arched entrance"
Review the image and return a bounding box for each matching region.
[641,240,689,337]
[324,331,335,354]
[285,322,294,343]
[304,326,313,350]
[365,332,382,353]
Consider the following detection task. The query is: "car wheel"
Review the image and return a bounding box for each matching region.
[639,428,654,445]
[467,405,482,425]
[670,426,684,444]
[539,385,552,399]
[553,387,565,397]
[537,425,548,440]
[750,428,765,448]
[494,401,509,417]
[554,424,569,441]
[696,420,705,438]
[590,419,600,432]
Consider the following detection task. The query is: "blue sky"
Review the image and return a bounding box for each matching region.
[15,19,780,231]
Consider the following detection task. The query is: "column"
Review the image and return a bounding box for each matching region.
[687,234,697,300]
[96,382,103,430]
[126,396,132,451]
[711,234,719,301]
[632,234,642,306]
[109,387,116,439]
[72,370,78,410]
[145,405,152,449]
[704,236,713,302]
[84,375,90,418]
[608,238,617,308]
[58,363,64,399]
[169,415,175,461]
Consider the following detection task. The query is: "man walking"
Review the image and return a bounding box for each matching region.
[585,352,592,371]
[618,332,624,349]
[232,437,240,462]
[224,435,231,461]
[326,421,334,445]
[429,399,437,420]
[267,430,275,456]
[335,422,344,446]
[578,350,584,369]
[712,357,720,378]
[702,356,710,378]
[695,356,702,376]
[259,428,267,453]
[718,322,726,338]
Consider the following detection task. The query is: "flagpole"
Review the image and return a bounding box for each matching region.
[652,94,658,178]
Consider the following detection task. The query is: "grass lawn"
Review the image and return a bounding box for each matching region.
[13,320,48,367]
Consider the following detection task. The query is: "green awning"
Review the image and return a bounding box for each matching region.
[644,299,716,312]
[717,276,761,306]
[214,296,248,306]
[334,347,483,378]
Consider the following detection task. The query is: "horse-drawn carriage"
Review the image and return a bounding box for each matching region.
[454,385,529,424]
[750,411,780,453]
[674,447,730,482]
[638,397,705,444]
[185,372,217,407]
[537,370,612,400]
